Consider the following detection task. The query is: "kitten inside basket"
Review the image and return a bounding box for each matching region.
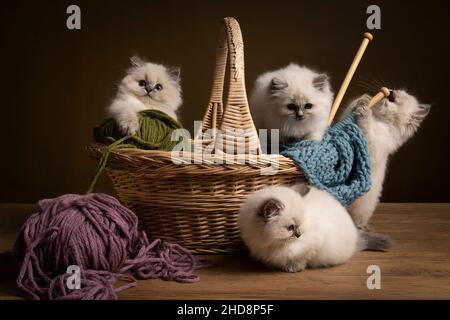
[250,63,334,143]
[107,56,182,135]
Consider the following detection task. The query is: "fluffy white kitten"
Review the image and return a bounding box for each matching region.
[341,90,431,229]
[108,56,182,135]
[250,63,334,142]
[239,184,390,272]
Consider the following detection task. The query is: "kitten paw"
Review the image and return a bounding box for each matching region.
[354,94,372,118]
[356,222,371,232]
[352,217,370,232]
[119,116,140,135]
[283,261,306,273]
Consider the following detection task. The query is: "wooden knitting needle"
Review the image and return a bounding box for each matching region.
[368,87,390,108]
[328,32,374,125]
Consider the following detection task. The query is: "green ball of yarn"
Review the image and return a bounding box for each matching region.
[93,109,183,151]
[88,110,187,193]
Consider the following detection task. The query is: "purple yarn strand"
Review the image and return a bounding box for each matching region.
[14,193,210,300]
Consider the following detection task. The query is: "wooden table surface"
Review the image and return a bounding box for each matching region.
[1,203,449,300]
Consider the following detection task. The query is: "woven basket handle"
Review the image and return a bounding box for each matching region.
[197,17,261,155]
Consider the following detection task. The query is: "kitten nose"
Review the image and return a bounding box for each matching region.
[292,225,301,238]
[296,110,304,120]
[388,90,396,102]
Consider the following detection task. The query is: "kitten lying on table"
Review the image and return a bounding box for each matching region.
[239,184,390,272]
[108,56,182,135]
[341,89,431,229]
[250,63,333,142]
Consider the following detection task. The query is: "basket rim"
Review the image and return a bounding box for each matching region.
[89,142,296,163]
[88,143,303,176]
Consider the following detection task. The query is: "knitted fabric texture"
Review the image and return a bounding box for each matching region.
[14,193,209,300]
[280,114,371,207]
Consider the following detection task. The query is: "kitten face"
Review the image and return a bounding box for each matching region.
[257,197,303,241]
[119,56,182,109]
[250,63,334,141]
[270,75,330,120]
[373,89,430,143]
[250,185,310,243]
[269,65,332,129]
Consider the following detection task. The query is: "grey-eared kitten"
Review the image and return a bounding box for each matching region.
[250,63,334,142]
[107,56,182,135]
[341,89,431,229]
[239,184,390,272]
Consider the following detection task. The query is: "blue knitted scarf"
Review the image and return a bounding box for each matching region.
[280,114,371,207]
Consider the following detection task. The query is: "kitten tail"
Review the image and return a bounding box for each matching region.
[357,231,392,251]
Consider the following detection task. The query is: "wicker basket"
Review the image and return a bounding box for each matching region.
[91,17,305,253]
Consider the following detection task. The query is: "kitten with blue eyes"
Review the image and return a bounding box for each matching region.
[250,63,334,142]
[107,56,182,135]
[239,184,390,272]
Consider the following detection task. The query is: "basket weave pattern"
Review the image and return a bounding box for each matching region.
[92,17,305,253]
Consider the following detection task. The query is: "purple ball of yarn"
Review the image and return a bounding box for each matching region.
[14,193,206,300]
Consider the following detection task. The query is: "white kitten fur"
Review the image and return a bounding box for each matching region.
[341,90,431,228]
[108,56,182,135]
[250,63,334,142]
[239,185,358,272]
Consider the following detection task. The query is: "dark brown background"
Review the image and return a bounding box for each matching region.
[1,0,449,203]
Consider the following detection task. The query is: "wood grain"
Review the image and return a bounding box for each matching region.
[0,203,449,300]
[327,32,373,125]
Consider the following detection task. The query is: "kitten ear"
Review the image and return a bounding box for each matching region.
[292,184,310,197]
[258,198,284,222]
[313,74,330,92]
[167,66,181,82]
[270,77,288,91]
[415,104,431,119]
[130,55,145,68]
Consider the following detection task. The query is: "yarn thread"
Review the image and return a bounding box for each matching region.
[281,114,371,207]
[88,109,187,193]
[15,193,209,300]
